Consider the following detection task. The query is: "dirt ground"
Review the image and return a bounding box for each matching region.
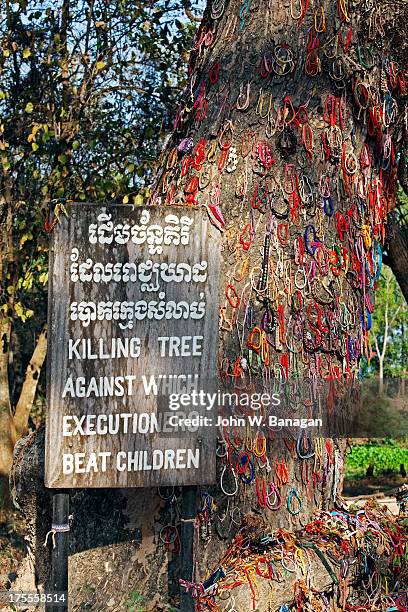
[345,493,399,514]
[343,473,406,515]
[0,475,406,610]
[0,509,26,592]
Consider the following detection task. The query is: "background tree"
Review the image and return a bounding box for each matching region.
[369,266,407,388]
[0,0,199,486]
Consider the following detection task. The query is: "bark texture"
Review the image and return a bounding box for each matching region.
[13,327,47,436]
[386,213,408,303]
[149,0,407,606]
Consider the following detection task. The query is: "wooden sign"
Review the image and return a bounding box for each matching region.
[45,204,220,488]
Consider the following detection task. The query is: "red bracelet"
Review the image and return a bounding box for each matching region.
[226,284,240,309]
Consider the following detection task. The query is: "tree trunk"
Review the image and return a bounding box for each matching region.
[152,0,402,495]
[386,213,408,304]
[0,314,16,479]
[379,357,384,394]
[148,0,406,606]
[0,314,16,508]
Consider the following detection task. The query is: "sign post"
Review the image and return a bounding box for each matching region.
[46,203,220,604]
[180,487,197,612]
[46,492,69,612]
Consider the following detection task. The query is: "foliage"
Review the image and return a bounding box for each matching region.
[360,187,408,379]
[346,439,408,479]
[395,185,408,223]
[368,265,407,378]
[0,0,204,478]
[0,0,200,325]
[124,590,144,612]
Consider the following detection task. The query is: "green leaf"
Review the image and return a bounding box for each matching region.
[39,272,48,286]
[20,233,32,247]
[25,102,34,113]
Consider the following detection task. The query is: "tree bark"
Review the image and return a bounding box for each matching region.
[151,0,405,504]
[0,314,16,479]
[13,327,48,436]
[386,213,408,304]
[148,0,407,605]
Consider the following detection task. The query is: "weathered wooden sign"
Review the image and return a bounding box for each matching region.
[45,204,220,488]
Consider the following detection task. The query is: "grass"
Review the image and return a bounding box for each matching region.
[124,591,145,612]
[346,439,408,479]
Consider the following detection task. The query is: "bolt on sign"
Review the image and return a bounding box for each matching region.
[45,204,220,488]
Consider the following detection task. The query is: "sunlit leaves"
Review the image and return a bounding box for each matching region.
[39,272,48,286]
[14,302,34,322]
[1,0,203,323]
[133,193,144,206]
[1,155,10,170]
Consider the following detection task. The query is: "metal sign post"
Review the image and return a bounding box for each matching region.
[46,492,69,612]
[180,486,196,612]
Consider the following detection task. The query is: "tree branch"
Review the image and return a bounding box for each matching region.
[389,304,403,328]
[374,335,380,360]
[0,314,17,477]
[183,0,202,22]
[13,326,47,436]
[381,301,389,362]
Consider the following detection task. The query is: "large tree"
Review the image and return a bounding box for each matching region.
[147,0,408,608]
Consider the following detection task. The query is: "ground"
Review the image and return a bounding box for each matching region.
[0,474,406,611]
